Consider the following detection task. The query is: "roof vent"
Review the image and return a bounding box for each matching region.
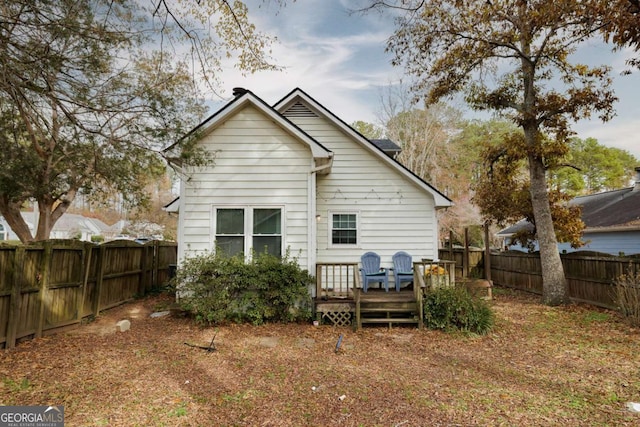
[232,87,248,97]
[283,101,318,118]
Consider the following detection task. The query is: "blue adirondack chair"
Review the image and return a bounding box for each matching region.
[360,252,389,292]
[391,251,413,292]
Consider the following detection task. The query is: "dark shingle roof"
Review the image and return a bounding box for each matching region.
[370,139,401,157]
[498,186,640,235]
[573,187,640,228]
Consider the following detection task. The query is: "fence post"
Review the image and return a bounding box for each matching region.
[78,243,93,321]
[153,241,161,292]
[92,244,106,317]
[35,242,53,338]
[5,247,26,349]
[484,222,492,282]
[463,227,469,278]
[138,244,148,297]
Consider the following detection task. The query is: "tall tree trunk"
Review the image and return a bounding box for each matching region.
[34,195,73,241]
[528,154,568,305]
[0,197,35,243]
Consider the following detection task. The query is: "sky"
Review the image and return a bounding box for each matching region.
[210,0,640,159]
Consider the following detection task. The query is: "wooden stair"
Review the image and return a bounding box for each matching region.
[354,289,423,330]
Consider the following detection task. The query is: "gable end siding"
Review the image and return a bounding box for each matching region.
[178,105,312,266]
[286,112,439,267]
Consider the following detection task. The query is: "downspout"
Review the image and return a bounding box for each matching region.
[308,155,333,298]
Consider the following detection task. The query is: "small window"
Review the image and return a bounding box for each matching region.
[331,213,358,245]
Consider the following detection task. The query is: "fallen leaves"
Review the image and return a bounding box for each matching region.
[1,290,640,426]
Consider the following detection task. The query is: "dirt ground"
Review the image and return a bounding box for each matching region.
[2,288,640,426]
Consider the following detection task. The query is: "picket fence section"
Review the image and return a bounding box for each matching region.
[0,240,177,349]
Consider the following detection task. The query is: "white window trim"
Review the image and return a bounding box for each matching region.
[327,210,360,249]
[212,205,285,259]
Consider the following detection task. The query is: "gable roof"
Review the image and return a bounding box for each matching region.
[273,88,453,208]
[498,184,640,236]
[164,88,333,169]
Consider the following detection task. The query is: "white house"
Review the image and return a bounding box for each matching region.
[166,88,452,293]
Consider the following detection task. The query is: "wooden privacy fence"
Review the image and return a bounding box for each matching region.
[438,248,485,280]
[0,239,177,349]
[489,251,640,309]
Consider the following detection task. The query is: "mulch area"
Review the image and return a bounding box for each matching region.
[2,289,640,426]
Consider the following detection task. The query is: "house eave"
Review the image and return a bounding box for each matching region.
[164,90,333,170]
[584,225,640,233]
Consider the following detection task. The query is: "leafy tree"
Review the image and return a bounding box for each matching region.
[602,0,640,69]
[0,0,276,242]
[548,138,638,196]
[368,0,618,305]
[473,132,585,251]
[351,120,384,139]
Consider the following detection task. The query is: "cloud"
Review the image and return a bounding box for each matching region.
[205,0,640,161]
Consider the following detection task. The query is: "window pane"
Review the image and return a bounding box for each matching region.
[332,230,357,244]
[216,209,244,234]
[254,209,281,234]
[253,236,282,257]
[332,213,357,245]
[333,214,356,229]
[216,236,244,257]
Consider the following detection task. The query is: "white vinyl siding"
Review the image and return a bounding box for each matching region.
[178,105,311,267]
[284,112,439,269]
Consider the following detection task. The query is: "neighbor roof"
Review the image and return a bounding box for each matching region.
[370,139,401,157]
[573,187,640,229]
[498,185,640,236]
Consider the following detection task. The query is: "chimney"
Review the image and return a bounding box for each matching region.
[635,167,640,192]
[232,87,248,97]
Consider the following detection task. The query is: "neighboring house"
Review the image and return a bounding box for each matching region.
[498,167,640,256]
[165,87,452,291]
[0,211,110,242]
[370,139,401,159]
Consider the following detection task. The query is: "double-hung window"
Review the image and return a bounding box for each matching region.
[215,207,282,257]
[330,212,358,246]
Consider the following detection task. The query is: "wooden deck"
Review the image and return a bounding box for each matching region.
[314,260,457,329]
[315,287,423,329]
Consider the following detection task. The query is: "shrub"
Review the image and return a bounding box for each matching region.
[173,249,313,325]
[614,266,640,327]
[423,285,494,335]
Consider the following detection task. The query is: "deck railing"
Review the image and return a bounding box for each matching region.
[413,259,457,290]
[315,263,359,298]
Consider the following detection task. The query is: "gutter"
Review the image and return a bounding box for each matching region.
[310,154,334,174]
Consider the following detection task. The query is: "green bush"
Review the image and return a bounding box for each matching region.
[423,285,494,335]
[173,249,313,325]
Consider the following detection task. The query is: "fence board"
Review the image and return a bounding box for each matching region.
[489,251,640,309]
[0,240,177,349]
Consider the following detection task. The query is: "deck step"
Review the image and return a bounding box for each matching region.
[359,307,418,313]
[360,318,419,324]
